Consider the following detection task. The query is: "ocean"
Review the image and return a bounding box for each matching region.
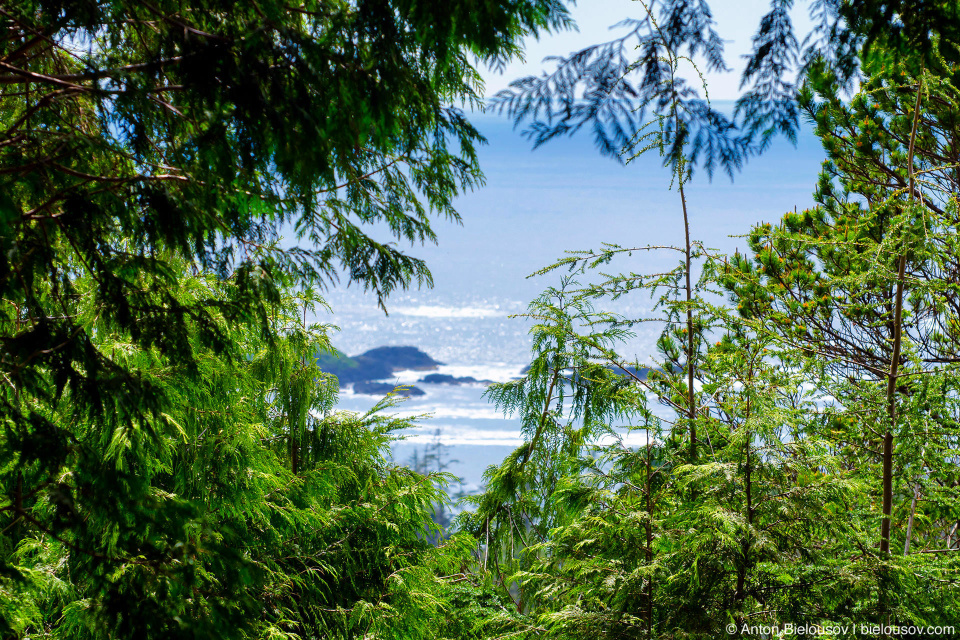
[314,105,827,490]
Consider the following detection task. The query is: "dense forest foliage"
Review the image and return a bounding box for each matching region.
[1,0,959,638]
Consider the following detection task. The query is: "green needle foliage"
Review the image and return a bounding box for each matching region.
[0,1,572,637]
[720,49,960,622]
[1,253,476,638]
[468,261,865,637]
[469,26,960,640]
[7,1,960,638]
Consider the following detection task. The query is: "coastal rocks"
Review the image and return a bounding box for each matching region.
[361,346,442,371]
[353,381,425,397]
[318,346,442,383]
[318,344,505,396]
[418,373,492,386]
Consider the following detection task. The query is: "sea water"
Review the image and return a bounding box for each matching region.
[315,105,826,489]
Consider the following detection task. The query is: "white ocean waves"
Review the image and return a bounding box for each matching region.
[400,427,524,446]
[392,305,508,319]
[435,363,525,381]
[385,363,523,385]
[398,425,651,447]
[390,405,507,421]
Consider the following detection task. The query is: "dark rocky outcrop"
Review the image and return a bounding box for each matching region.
[361,346,442,371]
[318,351,391,383]
[353,381,425,397]
[318,346,441,383]
[418,373,490,385]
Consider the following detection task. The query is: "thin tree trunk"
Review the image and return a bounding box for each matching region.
[881,251,904,555]
[882,79,922,556]
[521,366,560,468]
[736,359,754,604]
[879,76,922,630]
[904,484,920,555]
[882,252,908,557]
[484,516,490,571]
[646,437,654,640]
[680,180,696,461]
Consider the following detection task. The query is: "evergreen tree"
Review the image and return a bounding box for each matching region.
[469,6,960,636]
[721,49,960,623]
[0,1,572,636]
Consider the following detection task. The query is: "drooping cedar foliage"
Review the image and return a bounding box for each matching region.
[0,1,569,636]
[5,1,960,638]
[467,3,960,637]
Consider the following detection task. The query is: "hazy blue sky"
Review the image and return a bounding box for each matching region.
[481,0,816,100]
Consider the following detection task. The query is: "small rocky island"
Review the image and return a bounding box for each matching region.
[318,346,441,396]
[418,373,492,385]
